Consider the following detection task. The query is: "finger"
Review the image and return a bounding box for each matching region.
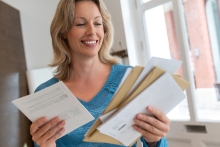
[133,125,161,143]
[32,117,60,141]
[134,118,166,137]
[147,106,170,124]
[136,114,169,132]
[46,127,65,145]
[30,117,47,135]
[39,120,66,144]
[37,128,65,147]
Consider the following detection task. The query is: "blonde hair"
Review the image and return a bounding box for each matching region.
[50,0,119,80]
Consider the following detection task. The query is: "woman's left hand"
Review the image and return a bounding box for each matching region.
[133,106,170,143]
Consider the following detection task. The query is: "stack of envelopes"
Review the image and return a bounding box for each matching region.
[84,57,190,146]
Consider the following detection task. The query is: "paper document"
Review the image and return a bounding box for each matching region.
[12,81,94,138]
[127,57,182,96]
[97,72,186,146]
[99,109,117,123]
[113,68,132,96]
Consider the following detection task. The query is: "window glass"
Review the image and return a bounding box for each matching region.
[144,2,190,120]
[184,0,220,121]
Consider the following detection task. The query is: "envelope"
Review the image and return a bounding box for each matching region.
[84,66,143,142]
[83,66,190,146]
[119,67,190,109]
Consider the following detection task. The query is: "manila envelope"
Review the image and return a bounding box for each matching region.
[83,66,190,146]
[84,66,144,143]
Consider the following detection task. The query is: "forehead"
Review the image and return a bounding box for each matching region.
[74,1,102,18]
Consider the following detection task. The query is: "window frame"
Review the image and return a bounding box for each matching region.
[136,0,198,122]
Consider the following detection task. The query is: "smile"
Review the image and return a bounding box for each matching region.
[82,40,98,45]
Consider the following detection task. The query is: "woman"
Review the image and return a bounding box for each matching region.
[30,0,170,147]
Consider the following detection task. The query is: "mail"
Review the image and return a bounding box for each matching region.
[83,57,190,146]
[12,81,94,138]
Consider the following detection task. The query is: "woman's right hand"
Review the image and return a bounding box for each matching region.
[30,117,66,147]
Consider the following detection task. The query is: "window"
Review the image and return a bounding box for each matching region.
[143,1,190,120]
[136,0,220,121]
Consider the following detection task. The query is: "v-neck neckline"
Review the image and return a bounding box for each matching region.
[72,64,116,105]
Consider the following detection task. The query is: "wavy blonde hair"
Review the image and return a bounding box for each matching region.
[50,0,119,80]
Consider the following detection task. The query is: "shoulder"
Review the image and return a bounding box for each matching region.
[109,64,133,83]
[34,77,59,93]
[112,64,133,72]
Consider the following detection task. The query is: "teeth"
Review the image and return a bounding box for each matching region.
[84,41,96,44]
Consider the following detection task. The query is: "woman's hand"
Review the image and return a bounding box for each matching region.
[30,117,66,147]
[133,106,170,144]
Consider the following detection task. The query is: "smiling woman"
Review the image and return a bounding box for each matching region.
[64,1,105,60]
[50,0,119,81]
[29,0,169,147]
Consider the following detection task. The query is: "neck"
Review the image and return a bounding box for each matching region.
[69,55,110,82]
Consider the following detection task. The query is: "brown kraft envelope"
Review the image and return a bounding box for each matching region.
[84,66,190,146]
[83,66,143,144]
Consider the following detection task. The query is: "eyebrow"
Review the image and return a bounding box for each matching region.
[74,16,102,20]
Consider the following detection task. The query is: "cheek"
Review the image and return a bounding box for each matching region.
[99,31,105,42]
[98,27,105,38]
[67,33,81,50]
[67,29,83,40]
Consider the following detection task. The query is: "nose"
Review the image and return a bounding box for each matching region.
[86,23,96,36]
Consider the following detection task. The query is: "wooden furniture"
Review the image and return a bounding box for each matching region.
[0,1,33,147]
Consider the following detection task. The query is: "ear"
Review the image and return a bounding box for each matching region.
[63,33,67,39]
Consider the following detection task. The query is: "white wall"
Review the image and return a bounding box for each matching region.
[120,0,146,66]
[2,0,59,70]
[103,0,127,52]
[2,0,141,69]
[103,0,144,66]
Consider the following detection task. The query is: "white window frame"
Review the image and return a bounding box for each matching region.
[122,1,220,146]
[135,0,199,122]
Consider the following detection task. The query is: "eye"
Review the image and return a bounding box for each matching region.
[76,23,85,26]
[95,23,102,26]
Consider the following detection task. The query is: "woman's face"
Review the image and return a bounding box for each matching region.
[65,1,104,60]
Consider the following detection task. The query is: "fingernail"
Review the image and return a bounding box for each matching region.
[133,118,137,122]
[42,117,47,122]
[61,120,66,125]
[62,128,65,133]
[137,114,143,118]
[133,125,137,129]
[55,117,60,121]
[148,106,153,111]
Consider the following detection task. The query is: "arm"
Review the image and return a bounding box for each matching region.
[133,106,170,147]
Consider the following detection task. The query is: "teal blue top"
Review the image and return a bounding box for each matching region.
[34,64,168,147]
